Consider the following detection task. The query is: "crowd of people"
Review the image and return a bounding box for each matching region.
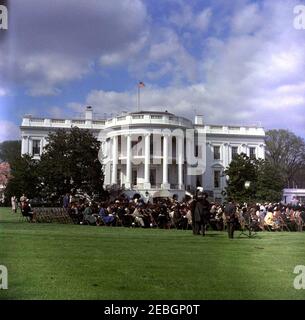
[12,191,305,237]
[61,191,305,236]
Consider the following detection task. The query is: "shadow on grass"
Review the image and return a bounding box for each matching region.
[204,233,222,237]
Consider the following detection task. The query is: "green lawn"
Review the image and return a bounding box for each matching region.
[0,207,304,300]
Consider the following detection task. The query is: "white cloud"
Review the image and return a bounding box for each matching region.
[100,33,148,67]
[0,88,8,97]
[169,5,212,31]
[1,0,148,96]
[19,54,91,96]
[0,121,20,142]
[194,8,212,31]
[231,3,263,34]
[147,29,198,82]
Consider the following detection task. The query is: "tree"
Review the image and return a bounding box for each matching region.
[224,153,259,203]
[5,155,40,201]
[38,127,104,201]
[265,129,305,187]
[256,161,285,203]
[0,140,22,165]
[225,152,286,203]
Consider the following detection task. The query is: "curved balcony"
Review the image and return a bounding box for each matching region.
[104,113,193,129]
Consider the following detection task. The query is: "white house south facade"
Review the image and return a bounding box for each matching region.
[20,106,265,202]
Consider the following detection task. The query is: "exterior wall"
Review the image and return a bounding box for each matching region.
[282,189,305,204]
[20,107,266,202]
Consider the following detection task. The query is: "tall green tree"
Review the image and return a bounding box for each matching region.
[0,140,21,165]
[224,153,259,203]
[256,161,285,203]
[265,129,305,187]
[5,155,40,200]
[38,127,104,200]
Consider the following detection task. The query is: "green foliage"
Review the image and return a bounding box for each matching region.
[224,153,259,203]
[5,154,40,200]
[256,161,285,203]
[38,127,104,200]
[0,140,21,165]
[265,129,305,187]
[224,153,285,203]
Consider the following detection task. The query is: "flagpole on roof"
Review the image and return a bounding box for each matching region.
[137,83,140,112]
[137,81,145,112]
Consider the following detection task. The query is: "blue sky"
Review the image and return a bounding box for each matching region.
[1,0,305,141]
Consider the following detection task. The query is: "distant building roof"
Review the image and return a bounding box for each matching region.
[129,110,175,116]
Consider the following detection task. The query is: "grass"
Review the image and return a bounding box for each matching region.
[0,207,305,300]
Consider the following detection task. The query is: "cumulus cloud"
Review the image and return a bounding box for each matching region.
[169,4,212,31]
[2,0,305,139]
[1,0,148,95]
[193,8,212,31]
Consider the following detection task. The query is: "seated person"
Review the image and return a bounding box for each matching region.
[99,206,115,226]
[68,203,83,224]
[83,204,97,225]
[21,201,35,222]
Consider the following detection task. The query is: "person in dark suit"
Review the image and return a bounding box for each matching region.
[191,188,211,236]
[224,198,237,239]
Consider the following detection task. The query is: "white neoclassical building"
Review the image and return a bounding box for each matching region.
[20,106,265,201]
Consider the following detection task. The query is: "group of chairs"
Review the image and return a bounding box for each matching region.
[236,211,304,234]
[20,207,73,224]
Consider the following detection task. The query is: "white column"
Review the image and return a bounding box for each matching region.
[223,143,229,168]
[144,133,151,189]
[111,135,118,185]
[185,137,192,189]
[40,139,43,155]
[162,134,170,189]
[28,138,33,156]
[177,135,184,189]
[125,135,132,189]
[21,136,29,155]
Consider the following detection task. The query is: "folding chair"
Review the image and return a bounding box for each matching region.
[278,215,291,232]
[238,212,257,238]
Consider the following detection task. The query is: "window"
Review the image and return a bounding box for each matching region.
[150,169,156,186]
[214,171,221,189]
[213,146,220,160]
[32,140,41,155]
[150,134,154,155]
[195,145,199,157]
[172,136,176,159]
[117,169,121,186]
[231,146,238,159]
[151,115,162,119]
[132,170,137,186]
[250,147,256,159]
[132,115,144,119]
[118,136,121,155]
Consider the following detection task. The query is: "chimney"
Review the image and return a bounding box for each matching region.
[195,115,204,125]
[85,106,93,120]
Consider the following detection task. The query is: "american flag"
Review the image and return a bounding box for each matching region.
[138,81,145,88]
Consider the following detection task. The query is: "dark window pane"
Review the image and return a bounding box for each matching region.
[250,147,256,159]
[232,146,238,158]
[32,140,40,155]
[214,171,220,188]
[214,146,220,160]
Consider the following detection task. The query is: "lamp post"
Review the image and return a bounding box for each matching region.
[244,180,255,238]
